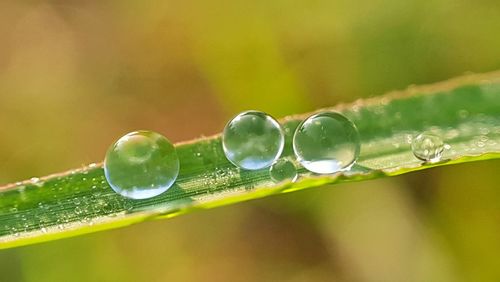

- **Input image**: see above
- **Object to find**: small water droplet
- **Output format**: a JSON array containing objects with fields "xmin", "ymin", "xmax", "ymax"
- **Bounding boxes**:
[
  {"xmin": 104, "ymin": 130, "xmax": 180, "ymax": 199},
  {"xmin": 269, "ymin": 159, "xmax": 298, "ymax": 183},
  {"xmin": 11, "ymin": 227, "xmax": 20, "ymax": 237},
  {"xmin": 123, "ymin": 201, "xmax": 134, "ymax": 211},
  {"xmin": 458, "ymin": 109, "xmax": 469, "ymax": 119},
  {"xmin": 102, "ymin": 203, "xmax": 113, "ymax": 213},
  {"xmin": 74, "ymin": 207, "xmax": 83, "ymax": 215},
  {"xmin": 81, "ymin": 216, "xmax": 92, "ymax": 225},
  {"xmin": 411, "ymin": 133, "xmax": 445, "ymax": 163},
  {"xmin": 56, "ymin": 219, "xmax": 66, "ymax": 230},
  {"xmin": 222, "ymin": 110, "xmax": 284, "ymax": 170},
  {"xmin": 293, "ymin": 112, "xmax": 360, "ymax": 174}
]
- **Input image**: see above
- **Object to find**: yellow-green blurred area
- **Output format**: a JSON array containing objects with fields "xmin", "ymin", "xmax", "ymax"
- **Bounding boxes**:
[{"xmin": 1, "ymin": 0, "xmax": 500, "ymax": 281}]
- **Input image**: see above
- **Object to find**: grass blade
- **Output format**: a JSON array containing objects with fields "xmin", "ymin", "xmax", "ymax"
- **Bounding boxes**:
[{"xmin": 1, "ymin": 71, "xmax": 500, "ymax": 249}]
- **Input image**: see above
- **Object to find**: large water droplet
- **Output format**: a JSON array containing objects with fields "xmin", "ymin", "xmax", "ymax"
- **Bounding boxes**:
[
  {"xmin": 269, "ymin": 159, "xmax": 298, "ymax": 183},
  {"xmin": 222, "ymin": 110, "xmax": 284, "ymax": 170},
  {"xmin": 411, "ymin": 133, "xmax": 445, "ymax": 163},
  {"xmin": 293, "ymin": 111, "xmax": 360, "ymax": 174},
  {"xmin": 104, "ymin": 130, "xmax": 179, "ymax": 199}
]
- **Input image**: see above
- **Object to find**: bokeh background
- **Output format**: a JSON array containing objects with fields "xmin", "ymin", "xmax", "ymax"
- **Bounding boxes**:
[{"xmin": 1, "ymin": 1, "xmax": 500, "ymax": 281}]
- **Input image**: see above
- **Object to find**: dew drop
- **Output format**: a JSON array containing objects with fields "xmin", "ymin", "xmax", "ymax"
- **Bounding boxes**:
[
  {"xmin": 104, "ymin": 130, "xmax": 180, "ymax": 199},
  {"xmin": 293, "ymin": 112, "xmax": 360, "ymax": 174},
  {"xmin": 73, "ymin": 197, "xmax": 81, "ymax": 205},
  {"xmin": 74, "ymin": 206, "xmax": 83, "ymax": 215},
  {"xmin": 102, "ymin": 202, "xmax": 113, "ymax": 214},
  {"xmin": 56, "ymin": 219, "xmax": 66, "ymax": 230},
  {"xmin": 222, "ymin": 110, "xmax": 284, "ymax": 170},
  {"xmin": 411, "ymin": 133, "xmax": 445, "ymax": 163},
  {"xmin": 123, "ymin": 201, "xmax": 134, "ymax": 211},
  {"xmin": 11, "ymin": 227, "xmax": 20, "ymax": 237},
  {"xmin": 458, "ymin": 109, "xmax": 469, "ymax": 119},
  {"xmin": 269, "ymin": 159, "xmax": 298, "ymax": 183}
]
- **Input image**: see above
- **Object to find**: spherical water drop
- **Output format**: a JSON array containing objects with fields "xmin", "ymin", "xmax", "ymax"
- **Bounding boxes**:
[
  {"xmin": 222, "ymin": 111, "xmax": 284, "ymax": 170},
  {"xmin": 293, "ymin": 111, "xmax": 360, "ymax": 174},
  {"xmin": 411, "ymin": 133, "xmax": 444, "ymax": 163},
  {"xmin": 104, "ymin": 130, "xmax": 180, "ymax": 199},
  {"xmin": 269, "ymin": 159, "xmax": 298, "ymax": 183}
]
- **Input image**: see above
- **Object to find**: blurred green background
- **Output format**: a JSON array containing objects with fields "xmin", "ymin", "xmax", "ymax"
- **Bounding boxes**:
[{"xmin": 1, "ymin": 1, "xmax": 500, "ymax": 281}]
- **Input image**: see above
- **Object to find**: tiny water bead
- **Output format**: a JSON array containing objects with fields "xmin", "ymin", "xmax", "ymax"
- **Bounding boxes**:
[
  {"xmin": 293, "ymin": 111, "xmax": 360, "ymax": 174},
  {"xmin": 269, "ymin": 159, "xmax": 298, "ymax": 183},
  {"xmin": 222, "ymin": 110, "xmax": 285, "ymax": 170},
  {"xmin": 104, "ymin": 130, "xmax": 179, "ymax": 199},
  {"xmin": 411, "ymin": 133, "xmax": 445, "ymax": 163}
]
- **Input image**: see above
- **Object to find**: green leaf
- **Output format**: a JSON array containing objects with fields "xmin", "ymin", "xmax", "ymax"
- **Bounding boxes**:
[{"xmin": 1, "ymin": 71, "xmax": 500, "ymax": 249}]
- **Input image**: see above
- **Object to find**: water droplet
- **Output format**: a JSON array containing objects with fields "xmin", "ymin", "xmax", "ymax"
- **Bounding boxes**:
[
  {"xmin": 81, "ymin": 216, "xmax": 92, "ymax": 225},
  {"xmin": 123, "ymin": 201, "xmax": 134, "ymax": 211},
  {"xmin": 222, "ymin": 110, "xmax": 284, "ymax": 170},
  {"xmin": 293, "ymin": 112, "xmax": 360, "ymax": 174},
  {"xmin": 11, "ymin": 226, "xmax": 20, "ymax": 237},
  {"xmin": 102, "ymin": 202, "xmax": 113, "ymax": 213},
  {"xmin": 458, "ymin": 109, "xmax": 469, "ymax": 119},
  {"xmin": 74, "ymin": 207, "xmax": 83, "ymax": 215},
  {"xmin": 269, "ymin": 159, "xmax": 298, "ymax": 183},
  {"xmin": 104, "ymin": 130, "xmax": 180, "ymax": 199},
  {"xmin": 56, "ymin": 219, "xmax": 66, "ymax": 230},
  {"xmin": 411, "ymin": 133, "xmax": 444, "ymax": 163}
]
